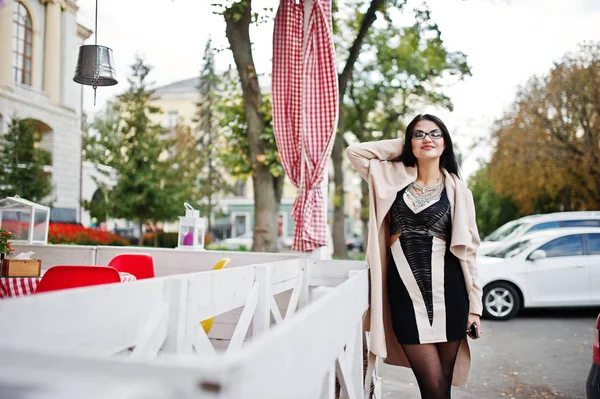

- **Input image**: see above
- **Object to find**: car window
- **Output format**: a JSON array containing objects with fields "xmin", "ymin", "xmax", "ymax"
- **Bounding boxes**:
[
  {"xmin": 536, "ymin": 235, "xmax": 583, "ymax": 257},
  {"xmin": 485, "ymin": 221, "xmax": 527, "ymax": 242},
  {"xmin": 562, "ymin": 220, "xmax": 600, "ymax": 228},
  {"xmin": 486, "ymin": 238, "xmax": 542, "ymax": 258},
  {"xmin": 587, "ymin": 234, "xmax": 600, "ymax": 255},
  {"xmin": 525, "ymin": 221, "xmax": 560, "ymax": 233}
]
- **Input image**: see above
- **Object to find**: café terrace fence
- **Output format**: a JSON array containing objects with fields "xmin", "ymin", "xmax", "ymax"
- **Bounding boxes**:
[{"xmin": 0, "ymin": 248, "xmax": 382, "ymax": 399}]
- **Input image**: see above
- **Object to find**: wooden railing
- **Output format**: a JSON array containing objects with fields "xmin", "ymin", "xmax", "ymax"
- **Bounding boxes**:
[
  {"xmin": 11, "ymin": 243, "xmax": 299, "ymax": 276},
  {"xmin": 0, "ymin": 258, "xmax": 380, "ymax": 399}
]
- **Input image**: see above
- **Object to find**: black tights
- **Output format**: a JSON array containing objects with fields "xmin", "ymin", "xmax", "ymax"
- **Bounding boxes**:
[{"xmin": 401, "ymin": 340, "xmax": 462, "ymax": 399}]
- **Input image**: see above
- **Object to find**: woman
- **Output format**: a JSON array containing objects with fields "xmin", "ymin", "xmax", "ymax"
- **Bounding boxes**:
[{"xmin": 346, "ymin": 114, "xmax": 482, "ymax": 398}]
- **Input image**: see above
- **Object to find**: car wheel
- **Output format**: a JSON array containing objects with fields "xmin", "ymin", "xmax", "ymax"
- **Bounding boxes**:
[{"xmin": 482, "ymin": 282, "xmax": 521, "ymax": 321}]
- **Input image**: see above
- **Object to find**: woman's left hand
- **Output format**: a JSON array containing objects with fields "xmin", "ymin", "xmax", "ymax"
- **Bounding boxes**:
[{"xmin": 467, "ymin": 313, "xmax": 482, "ymax": 338}]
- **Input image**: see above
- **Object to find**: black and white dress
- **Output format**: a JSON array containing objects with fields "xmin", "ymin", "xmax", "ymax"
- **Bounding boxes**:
[{"xmin": 386, "ymin": 186, "xmax": 469, "ymax": 344}]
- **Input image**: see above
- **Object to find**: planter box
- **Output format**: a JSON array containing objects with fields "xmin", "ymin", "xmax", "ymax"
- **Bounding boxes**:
[{"xmin": 1, "ymin": 259, "xmax": 42, "ymax": 277}]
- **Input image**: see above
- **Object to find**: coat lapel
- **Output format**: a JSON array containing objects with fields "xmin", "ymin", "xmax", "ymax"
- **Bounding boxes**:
[
  {"xmin": 370, "ymin": 160, "xmax": 417, "ymax": 231},
  {"xmin": 443, "ymin": 169, "xmax": 473, "ymax": 261}
]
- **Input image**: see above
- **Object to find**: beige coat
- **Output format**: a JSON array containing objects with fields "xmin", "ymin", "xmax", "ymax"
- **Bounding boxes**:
[{"xmin": 345, "ymin": 138, "xmax": 483, "ymax": 387}]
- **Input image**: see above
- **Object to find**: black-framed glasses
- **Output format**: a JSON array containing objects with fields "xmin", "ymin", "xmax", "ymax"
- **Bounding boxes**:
[{"xmin": 412, "ymin": 130, "xmax": 443, "ymax": 140}]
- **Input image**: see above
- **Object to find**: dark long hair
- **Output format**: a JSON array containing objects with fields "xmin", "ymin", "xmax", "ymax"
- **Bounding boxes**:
[{"xmin": 395, "ymin": 114, "xmax": 461, "ymax": 178}]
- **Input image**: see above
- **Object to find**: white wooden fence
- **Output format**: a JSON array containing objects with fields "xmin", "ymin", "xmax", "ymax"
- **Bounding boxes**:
[
  {"xmin": 11, "ymin": 243, "xmax": 299, "ymax": 276},
  {"xmin": 0, "ymin": 258, "xmax": 381, "ymax": 399}
]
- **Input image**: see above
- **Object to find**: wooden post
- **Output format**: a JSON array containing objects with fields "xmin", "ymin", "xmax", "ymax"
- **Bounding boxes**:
[
  {"xmin": 162, "ymin": 278, "xmax": 189, "ymax": 354},
  {"xmin": 253, "ymin": 264, "xmax": 272, "ymax": 337}
]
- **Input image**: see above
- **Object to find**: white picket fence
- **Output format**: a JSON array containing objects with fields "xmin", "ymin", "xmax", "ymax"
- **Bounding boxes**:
[{"xmin": 0, "ymin": 258, "xmax": 381, "ymax": 399}]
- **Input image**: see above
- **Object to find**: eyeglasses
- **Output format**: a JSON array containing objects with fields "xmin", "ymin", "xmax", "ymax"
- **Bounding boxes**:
[{"xmin": 412, "ymin": 130, "xmax": 443, "ymax": 140}]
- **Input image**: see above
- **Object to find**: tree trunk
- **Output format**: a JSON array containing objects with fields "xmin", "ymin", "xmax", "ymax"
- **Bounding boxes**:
[
  {"xmin": 207, "ymin": 138, "xmax": 214, "ymax": 235},
  {"xmin": 138, "ymin": 219, "xmax": 144, "ymax": 247},
  {"xmin": 332, "ymin": 119, "xmax": 347, "ymax": 258},
  {"xmin": 224, "ymin": 1, "xmax": 279, "ymax": 252},
  {"xmin": 331, "ymin": 0, "xmax": 384, "ymax": 258},
  {"xmin": 207, "ymin": 195, "xmax": 213, "ymax": 234}
]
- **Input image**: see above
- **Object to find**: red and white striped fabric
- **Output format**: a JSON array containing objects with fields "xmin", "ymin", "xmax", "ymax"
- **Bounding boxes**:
[
  {"xmin": 0, "ymin": 272, "xmax": 136, "ymax": 299},
  {"xmin": 272, "ymin": 0, "xmax": 338, "ymax": 252}
]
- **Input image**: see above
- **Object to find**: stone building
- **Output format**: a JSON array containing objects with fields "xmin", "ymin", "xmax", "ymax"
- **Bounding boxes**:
[{"xmin": 0, "ymin": 0, "xmax": 90, "ymax": 222}]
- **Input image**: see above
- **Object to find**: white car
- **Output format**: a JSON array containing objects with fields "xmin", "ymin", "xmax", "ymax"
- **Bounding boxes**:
[
  {"xmin": 479, "ymin": 211, "xmax": 600, "ymax": 255},
  {"xmin": 220, "ymin": 232, "xmax": 253, "ymax": 250},
  {"xmin": 220, "ymin": 232, "xmax": 293, "ymax": 250},
  {"xmin": 477, "ymin": 227, "xmax": 600, "ymax": 321}
]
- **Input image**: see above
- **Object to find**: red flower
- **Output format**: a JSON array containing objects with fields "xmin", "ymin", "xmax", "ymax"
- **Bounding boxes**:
[{"xmin": 48, "ymin": 223, "xmax": 130, "ymax": 246}]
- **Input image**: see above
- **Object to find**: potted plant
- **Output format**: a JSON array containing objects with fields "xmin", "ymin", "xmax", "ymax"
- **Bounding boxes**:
[{"xmin": 0, "ymin": 227, "xmax": 13, "ymax": 261}]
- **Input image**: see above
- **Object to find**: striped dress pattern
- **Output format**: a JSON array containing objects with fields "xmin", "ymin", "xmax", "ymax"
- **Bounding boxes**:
[{"xmin": 387, "ymin": 187, "xmax": 469, "ymax": 344}]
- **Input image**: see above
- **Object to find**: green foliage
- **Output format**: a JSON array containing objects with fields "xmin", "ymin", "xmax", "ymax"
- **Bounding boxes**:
[
  {"xmin": 84, "ymin": 57, "xmax": 194, "ymax": 236},
  {"xmin": 84, "ymin": 188, "xmax": 109, "ymax": 224},
  {"xmin": 212, "ymin": 1, "xmax": 273, "ymax": 24},
  {"xmin": 217, "ymin": 74, "xmax": 283, "ymax": 180},
  {"xmin": 343, "ymin": 3, "xmax": 472, "ymax": 236},
  {"xmin": 205, "ymin": 242, "xmax": 250, "ymax": 252},
  {"xmin": 194, "ymin": 38, "xmax": 234, "ymax": 221},
  {"xmin": 468, "ymin": 164, "xmax": 519, "ymax": 238},
  {"xmin": 141, "ymin": 231, "xmax": 179, "ymax": 248},
  {"xmin": 0, "ymin": 118, "xmax": 53, "ymax": 203},
  {"xmin": 345, "ymin": 3, "xmax": 471, "ymax": 143}
]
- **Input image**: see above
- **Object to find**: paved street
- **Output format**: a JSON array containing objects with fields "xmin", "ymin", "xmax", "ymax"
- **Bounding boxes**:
[{"xmin": 380, "ymin": 307, "xmax": 600, "ymax": 399}]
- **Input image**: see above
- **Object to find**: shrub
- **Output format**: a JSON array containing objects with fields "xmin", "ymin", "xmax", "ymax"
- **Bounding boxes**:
[
  {"xmin": 142, "ymin": 231, "xmax": 214, "ymax": 248},
  {"xmin": 141, "ymin": 231, "xmax": 179, "ymax": 248},
  {"xmin": 49, "ymin": 223, "xmax": 129, "ymax": 246}
]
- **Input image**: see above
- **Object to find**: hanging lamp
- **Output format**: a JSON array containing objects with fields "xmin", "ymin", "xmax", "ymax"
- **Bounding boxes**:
[{"xmin": 73, "ymin": 0, "xmax": 117, "ymax": 105}]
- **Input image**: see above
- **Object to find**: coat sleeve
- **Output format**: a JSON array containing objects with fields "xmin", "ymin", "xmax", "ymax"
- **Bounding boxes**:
[
  {"xmin": 345, "ymin": 138, "xmax": 404, "ymax": 181},
  {"xmin": 466, "ymin": 189, "xmax": 483, "ymax": 315}
]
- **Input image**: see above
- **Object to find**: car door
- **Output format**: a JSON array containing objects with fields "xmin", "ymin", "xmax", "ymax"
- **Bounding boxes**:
[
  {"xmin": 586, "ymin": 233, "xmax": 600, "ymax": 304},
  {"xmin": 525, "ymin": 234, "xmax": 590, "ymax": 306}
]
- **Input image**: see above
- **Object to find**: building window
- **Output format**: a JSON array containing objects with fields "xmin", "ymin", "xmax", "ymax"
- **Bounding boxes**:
[
  {"xmin": 234, "ymin": 179, "xmax": 247, "ymax": 197},
  {"xmin": 12, "ymin": 1, "xmax": 33, "ymax": 86},
  {"xmin": 231, "ymin": 212, "xmax": 250, "ymax": 238},
  {"xmin": 167, "ymin": 111, "xmax": 179, "ymax": 128},
  {"xmin": 13, "ymin": 1, "xmax": 33, "ymax": 86}
]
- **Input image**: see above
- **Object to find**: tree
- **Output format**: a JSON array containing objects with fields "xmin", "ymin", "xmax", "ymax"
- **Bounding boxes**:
[
  {"xmin": 0, "ymin": 118, "xmax": 53, "ymax": 203},
  {"xmin": 216, "ymin": 1, "xmax": 285, "ymax": 252},
  {"xmin": 87, "ymin": 188, "xmax": 109, "ymax": 224},
  {"xmin": 214, "ymin": 0, "xmax": 409, "ymax": 254},
  {"xmin": 468, "ymin": 163, "xmax": 519, "ymax": 237},
  {"xmin": 85, "ymin": 57, "xmax": 191, "ymax": 245},
  {"xmin": 489, "ymin": 42, "xmax": 600, "ymax": 214},
  {"xmin": 333, "ymin": 2, "xmax": 471, "ymax": 257},
  {"xmin": 217, "ymin": 75, "xmax": 283, "ymax": 201},
  {"xmin": 331, "ymin": 0, "xmax": 392, "ymax": 258},
  {"xmin": 194, "ymin": 38, "xmax": 233, "ymax": 232}
]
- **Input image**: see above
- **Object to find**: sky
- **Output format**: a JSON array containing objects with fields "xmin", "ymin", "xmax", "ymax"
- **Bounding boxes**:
[{"xmin": 76, "ymin": 0, "xmax": 600, "ymax": 179}]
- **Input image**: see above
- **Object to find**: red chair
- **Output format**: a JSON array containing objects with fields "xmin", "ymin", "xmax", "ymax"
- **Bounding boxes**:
[
  {"xmin": 35, "ymin": 266, "xmax": 121, "ymax": 293},
  {"xmin": 108, "ymin": 253, "xmax": 155, "ymax": 280}
]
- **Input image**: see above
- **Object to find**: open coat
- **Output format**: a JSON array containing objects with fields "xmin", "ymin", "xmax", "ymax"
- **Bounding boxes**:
[{"xmin": 345, "ymin": 138, "xmax": 483, "ymax": 388}]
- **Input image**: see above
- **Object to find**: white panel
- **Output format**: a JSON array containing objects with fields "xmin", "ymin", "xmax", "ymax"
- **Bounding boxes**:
[
  {"xmin": 187, "ymin": 266, "xmax": 256, "ymax": 320},
  {"xmin": 130, "ymin": 303, "xmax": 170, "ymax": 359},
  {"xmin": 0, "ymin": 278, "xmax": 166, "ymax": 355},
  {"xmin": 226, "ymin": 270, "xmax": 369, "ymax": 398},
  {"xmin": 226, "ymin": 282, "xmax": 259, "ymax": 354},
  {"xmin": 0, "ymin": 260, "xmax": 371, "ymax": 399}
]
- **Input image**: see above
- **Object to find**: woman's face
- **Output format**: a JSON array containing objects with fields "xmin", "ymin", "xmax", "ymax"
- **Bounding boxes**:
[{"xmin": 411, "ymin": 120, "xmax": 446, "ymax": 161}]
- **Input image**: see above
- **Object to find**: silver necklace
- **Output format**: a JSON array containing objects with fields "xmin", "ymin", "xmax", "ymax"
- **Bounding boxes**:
[
  {"xmin": 411, "ymin": 177, "xmax": 442, "ymax": 193},
  {"xmin": 406, "ymin": 177, "xmax": 444, "ymax": 209}
]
